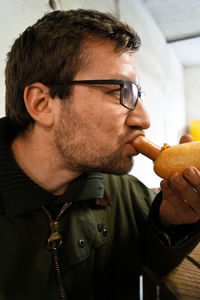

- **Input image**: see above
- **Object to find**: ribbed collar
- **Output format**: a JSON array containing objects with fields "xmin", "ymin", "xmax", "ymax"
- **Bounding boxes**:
[{"xmin": 0, "ymin": 117, "xmax": 104, "ymax": 217}]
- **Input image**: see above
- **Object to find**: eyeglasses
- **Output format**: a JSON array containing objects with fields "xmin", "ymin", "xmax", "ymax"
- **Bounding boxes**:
[{"xmin": 45, "ymin": 79, "xmax": 145, "ymax": 110}]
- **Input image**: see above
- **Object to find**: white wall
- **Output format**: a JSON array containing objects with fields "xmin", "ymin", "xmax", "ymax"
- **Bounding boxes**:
[
  {"xmin": 0, "ymin": 0, "xmax": 186, "ymax": 188},
  {"xmin": 184, "ymin": 66, "xmax": 200, "ymax": 125},
  {"xmin": 60, "ymin": 0, "xmax": 116, "ymax": 13},
  {"xmin": 0, "ymin": 0, "xmax": 57, "ymax": 116}
]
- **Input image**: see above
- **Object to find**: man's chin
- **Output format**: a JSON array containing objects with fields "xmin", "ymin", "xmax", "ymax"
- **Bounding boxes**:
[
  {"xmin": 73, "ymin": 154, "xmax": 135, "ymax": 175},
  {"xmin": 125, "ymin": 154, "xmax": 134, "ymax": 169},
  {"xmin": 105, "ymin": 156, "xmax": 134, "ymax": 175}
]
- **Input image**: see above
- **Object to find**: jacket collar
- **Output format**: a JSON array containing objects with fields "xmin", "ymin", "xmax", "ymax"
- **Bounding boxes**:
[{"xmin": 0, "ymin": 117, "xmax": 104, "ymax": 217}]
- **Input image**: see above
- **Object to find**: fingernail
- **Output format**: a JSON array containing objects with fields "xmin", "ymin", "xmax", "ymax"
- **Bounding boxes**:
[{"xmin": 184, "ymin": 167, "xmax": 198, "ymax": 177}]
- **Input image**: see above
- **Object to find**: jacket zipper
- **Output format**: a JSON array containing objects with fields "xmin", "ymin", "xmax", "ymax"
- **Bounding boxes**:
[{"xmin": 42, "ymin": 202, "xmax": 72, "ymax": 300}]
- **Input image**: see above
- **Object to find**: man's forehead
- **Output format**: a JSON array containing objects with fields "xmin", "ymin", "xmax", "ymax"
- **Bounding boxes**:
[
  {"xmin": 84, "ymin": 38, "xmax": 136, "ymax": 61},
  {"xmin": 77, "ymin": 39, "xmax": 138, "ymax": 81}
]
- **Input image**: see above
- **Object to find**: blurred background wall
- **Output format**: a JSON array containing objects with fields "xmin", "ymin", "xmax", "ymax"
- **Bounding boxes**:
[{"xmin": 0, "ymin": 0, "xmax": 199, "ymax": 188}]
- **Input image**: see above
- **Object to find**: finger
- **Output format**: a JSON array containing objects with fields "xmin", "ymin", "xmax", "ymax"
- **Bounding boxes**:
[
  {"xmin": 160, "ymin": 180, "xmax": 184, "ymax": 226},
  {"xmin": 160, "ymin": 180, "xmax": 199, "ymax": 224},
  {"xmin": 179, "ymin": 134, "xmax": 193, "ymax": 144},
  {"xmin": 183, "ymin": 166, "xmax": 200, "ymax": 193},
  {"xmin": 161, "ymin": 180, "xmax": 189, "ymax": 212},
  {"xmin": 169, "ymin": 172, "xmax": 200, "ymax": 217}
]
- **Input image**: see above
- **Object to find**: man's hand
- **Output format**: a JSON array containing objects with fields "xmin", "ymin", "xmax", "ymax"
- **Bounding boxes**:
[{"xmin": 159, "ymin": 134, "xmax": 200, "ymax": 227}]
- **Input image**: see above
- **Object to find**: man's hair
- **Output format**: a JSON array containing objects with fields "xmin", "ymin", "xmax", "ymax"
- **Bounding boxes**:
[{"xmin": 5, "ymin": 9, "xmax": 141, "ymax": 131}]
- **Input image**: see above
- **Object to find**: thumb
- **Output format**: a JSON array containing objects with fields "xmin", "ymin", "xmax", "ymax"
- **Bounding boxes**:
[{"xmin": 179, "ymin": 134, "xmax": 193, "ymax": 144}]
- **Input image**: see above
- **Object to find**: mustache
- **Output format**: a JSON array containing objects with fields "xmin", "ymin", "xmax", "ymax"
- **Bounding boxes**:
[{"xmin": 124, "ymin": 127, "xmax": 145, "ymax": 143}]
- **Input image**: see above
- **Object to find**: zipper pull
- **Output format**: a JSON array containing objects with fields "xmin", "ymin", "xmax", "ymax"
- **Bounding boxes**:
[{"xmin": 48, "ymin": 221, "xmax": 62, "ymax": 247}]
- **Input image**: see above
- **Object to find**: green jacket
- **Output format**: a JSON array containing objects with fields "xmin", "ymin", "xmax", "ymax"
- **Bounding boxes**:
[{"xmin": 0, "ymin": 117, "xmax": 200, "ymax": 300}]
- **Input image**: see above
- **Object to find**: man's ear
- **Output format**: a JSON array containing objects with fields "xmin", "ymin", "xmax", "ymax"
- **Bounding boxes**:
[{"xmin": 24, "ymin": 82, "xmax": 54, "ymax": 127}]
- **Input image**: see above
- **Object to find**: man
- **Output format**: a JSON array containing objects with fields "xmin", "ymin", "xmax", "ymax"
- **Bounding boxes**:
[{"xmin": 1, "ymin": 9, "xmax": 200, "ymax": 300}]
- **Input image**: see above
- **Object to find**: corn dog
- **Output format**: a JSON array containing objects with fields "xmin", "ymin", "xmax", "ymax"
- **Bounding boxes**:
[
  {"xmin": 132, "ymin": 136, "xmax": 200, "ymax": 179},
  {"xmin": 132, "ymin": 135, "xmax": 162, "ymax": 161}
]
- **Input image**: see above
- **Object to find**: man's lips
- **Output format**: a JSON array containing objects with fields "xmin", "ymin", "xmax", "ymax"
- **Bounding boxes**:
[
  {"xmin": 125, "ymin": 132, "xmax": 146, "ymax": 156},
  {"xmin": 126, "ymin": 142, "xmax": 139, "ymax": 156},
  {"xmin": 126, "ymin": 132, "xmax": 146, "ymax": 146}
]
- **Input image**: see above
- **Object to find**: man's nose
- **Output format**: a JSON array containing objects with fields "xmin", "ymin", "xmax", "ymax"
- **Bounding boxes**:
[{"xmin": 125, "ymin": 99, "xmax": 150, "ymax": 130}]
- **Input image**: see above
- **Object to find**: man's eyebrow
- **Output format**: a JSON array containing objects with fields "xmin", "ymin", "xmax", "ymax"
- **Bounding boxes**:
[
  {"xmin": 110, "ymin": 74, "xmax": 142, "ymax": 88},
  {"xmin": 109, "ymin": 74, "xmax": 134, "ymax": 81},
  {"xmin": 108, "ymin": 73, "xmax": 141, "ymax": 85}
]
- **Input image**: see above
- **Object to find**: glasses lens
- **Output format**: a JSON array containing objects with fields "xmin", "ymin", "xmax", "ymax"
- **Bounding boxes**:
[{"xmin": 121, "ymin": 82, "xmax": 138, "ymax": 109}]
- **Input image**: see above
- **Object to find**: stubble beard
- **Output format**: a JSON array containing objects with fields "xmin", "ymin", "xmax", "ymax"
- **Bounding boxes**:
[{"xmin": 55, "ymin": 105, "xmax": 134, "ymax": 175}]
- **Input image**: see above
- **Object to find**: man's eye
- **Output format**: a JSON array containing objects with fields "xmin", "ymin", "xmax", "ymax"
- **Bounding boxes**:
[
  {"xmin": 109, "ymin": 89, "xmax": 120, "ymax": 98},
  {"xmin": 123, "ymin": 87, "xmax": 129, "ymax": 99}
]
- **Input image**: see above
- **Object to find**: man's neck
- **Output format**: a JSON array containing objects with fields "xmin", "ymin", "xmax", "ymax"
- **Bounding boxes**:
[{"xmin": 11, "ymin": 126, "xmax": 81, "ymax": 196}]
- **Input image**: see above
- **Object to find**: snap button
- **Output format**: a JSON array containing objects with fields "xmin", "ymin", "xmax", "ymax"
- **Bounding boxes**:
[
  {"xmin": 102, "ymin": 228, "xmax": 108, "ymax": 236},
  {"xmin": 78, "ymin": 239, "xmax": 85, "ymax": 248},
  {"xmin": 97, "ymin": 222, "xmax": 104, "ymax": 232}
]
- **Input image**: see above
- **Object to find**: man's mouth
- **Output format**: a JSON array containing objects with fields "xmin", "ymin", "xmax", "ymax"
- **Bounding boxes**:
[
  {"xmin": 126, "ymin": 142, "xmax": 139, "ymax": 156},
  {"xmin": 126, "ymin": 132, "xmax": 145, "ymax": 147}
]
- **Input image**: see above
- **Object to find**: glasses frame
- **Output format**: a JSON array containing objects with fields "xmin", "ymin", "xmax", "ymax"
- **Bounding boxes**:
[{"xmin": 44, "ymin": 79, "xmax": 144, "ymax": 110}]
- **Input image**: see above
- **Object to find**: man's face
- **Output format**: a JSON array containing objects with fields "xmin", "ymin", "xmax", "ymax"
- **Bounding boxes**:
[{"xmin": 55, "ymin": 40, "xmax": 150, "ymax": 175}]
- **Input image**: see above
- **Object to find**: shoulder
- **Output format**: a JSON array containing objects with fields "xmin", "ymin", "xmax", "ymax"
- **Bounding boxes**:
[{"xmin": 103, "ymin": 173, "xmax": 156, "ymax": 207}]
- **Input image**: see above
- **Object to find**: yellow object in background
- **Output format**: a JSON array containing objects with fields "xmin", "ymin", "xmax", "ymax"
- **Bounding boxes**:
[{"xmin": 190, "ymin": 120, "xmax": 200, "ymax": 141}]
